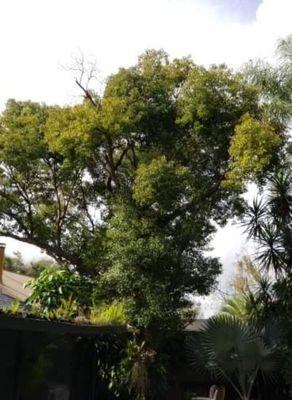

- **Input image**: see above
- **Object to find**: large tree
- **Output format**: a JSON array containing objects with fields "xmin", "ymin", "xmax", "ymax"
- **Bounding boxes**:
[
  {"xmin": 0, "ymin": 50, "xmax": 285, "ymax": 330},
  {"xmin": 1, "ymin": 49, "xmax": 289, "ymax": 399}
]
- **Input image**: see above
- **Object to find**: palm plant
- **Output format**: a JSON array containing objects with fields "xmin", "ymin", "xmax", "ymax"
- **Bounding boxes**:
[
  {"xmin": 187, "ymin": 315, "xmax": 280, "ymax": 400},
  {"xmin": 220, "ymin": 297, "xmax": 250, "ymax": 321},
  {"xmin": 243, "ymin": 170, "xmax": 292, "ymax": 277},
  {"xmin": 221, "ymin": 278, "xmax": 273, "ymax": 324},
  {"xmin": 244, "ymin": 34, "xmax": 292, "ymax": 130}
]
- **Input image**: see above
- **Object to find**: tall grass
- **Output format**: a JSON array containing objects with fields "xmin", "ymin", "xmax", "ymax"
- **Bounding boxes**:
[{"xmin": 90, "ymin": 302, "xmax": 127, "ymax": 325}]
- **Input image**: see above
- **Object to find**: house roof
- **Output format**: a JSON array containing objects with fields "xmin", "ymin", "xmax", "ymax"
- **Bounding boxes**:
[
  {"xmin": 185, "ymin": 319, "xmax": 206, "ymax": 332},
  {"xmin": 0, "ymin": 292, "xmax": 15, "ymax": 308},
  {"xmin": 0, "ymin": 270, "xmax": 31, "ymax": 302}
]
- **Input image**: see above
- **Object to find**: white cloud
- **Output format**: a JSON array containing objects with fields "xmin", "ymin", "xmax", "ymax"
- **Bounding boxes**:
[{"xmin": 0, "ymin": 0, "xmax": 291, "ymax": 110}]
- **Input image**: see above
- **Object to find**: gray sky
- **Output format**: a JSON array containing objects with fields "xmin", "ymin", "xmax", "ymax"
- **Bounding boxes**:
[
  {"xmin": 0, "ymin": 0, "xmax": 291, "ymax": 312},
  {"xmin": 0, "ymin": 0, "xmax": 291, "ymax": 112},
  {"xmin": 205, "ymin": 0, "xmax": 262, "ymax": 23}
]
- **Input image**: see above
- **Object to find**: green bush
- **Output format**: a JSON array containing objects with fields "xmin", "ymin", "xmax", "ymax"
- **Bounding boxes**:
[
  {"xmin": 26, "ymin": 268, "xmax": 93, "ymax": 311},
  {"xmin": 5, "ymin": 251, "xmax": 57, "ymax": 278}
]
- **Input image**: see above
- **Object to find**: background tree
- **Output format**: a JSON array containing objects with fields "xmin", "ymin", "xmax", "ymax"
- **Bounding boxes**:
[
  {"xmin": 219, "ymin": 256, "xmax": 269, "ymax": 322},
  {"xmin": 5, "ymin": 251, "xmax": 56, "ymax": 277},
  {"xmin": 224, "ymin": 35, "xmax": 292, "ymax": 191},
  {"xmin": 243, "ymin": 35, "xmax": 292, "ymax": 135}
]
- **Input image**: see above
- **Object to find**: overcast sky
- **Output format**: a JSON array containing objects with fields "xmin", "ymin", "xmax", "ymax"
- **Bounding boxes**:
[
  {"xmin": 0, "ymin": 0, "xmax": 291, "ymax": 111},
  {"xmin": 0, "ymin": 0, "xmax": 291, "ymax": 313}
]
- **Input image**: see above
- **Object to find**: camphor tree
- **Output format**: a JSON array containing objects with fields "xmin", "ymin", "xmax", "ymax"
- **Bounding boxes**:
[{"xmin": 0, "ymin": 48, "xmax": 288, "ymax": 398}]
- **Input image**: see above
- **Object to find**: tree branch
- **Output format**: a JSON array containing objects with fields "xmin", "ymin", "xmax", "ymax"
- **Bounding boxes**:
[{"xmin": 75, "ymin": 79, "xmax": 98, "ymax": 108}]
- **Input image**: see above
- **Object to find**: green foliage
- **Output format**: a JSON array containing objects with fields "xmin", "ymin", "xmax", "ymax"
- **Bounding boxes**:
[
  {"xmin": 112, "ymin": 338, "xmax": 169, "ymax": 400},
  {"xmin": 0, "ymin": 99, "xmax": 103, "ymax": 272},
  {"xmin": 98, "ymin": 200, "xmax": 221, "ymax": 330},
  {"xmin": 26, "ymin": 268, "xmax": 92, "ymax": 311},
  {"xmin": 240, "ymin": 166, "xmax": 292, "ymax": 391},
  {"xmin": 0, "ymin": 50, "xmax": 281, "ymax": 275},
  {"xmin": 122, "ymin": 340, "xmax": 155, "ymax": 400},
  {"xmin": 44, "ymin": 103, "xmax": 99, "ymax": 162},
  {"xmin": 90, "ymin": 302, "xmax": 127, "ymax": 326},
  {"xmin": 244, "ymin": 35, "xmax": 292, "ymax": 132},
  {"xmin": 244, "ymin": 169, "xmax": 292, "ymax": 276},
  {"xmin": 29, "ymin": 259, "xmax": 56, "ymax": 278},
  {"xmin": 220, "ymin": 291, "xmax": 266, "ymax": 323},
  {"xmin": 133, "ymin": 156, "xmax": 190, "ymax": 211},
  {"xmin": 220, "ymin": 296, "xmax": 250, "ymax": 321},
  {"xmin": 187, "ymin": 315, "xmax": 281, "ymax": 400},
  {"xmin": 42, "ymin": 296, "xmax": 79, "ymax": 321},
  {"xmin": 229, "ymin": 34, "xmax": 292, "ymax": 190},
  {"xmin": 0, "ymin": 45, "xmax": 289, "ymax": 399},
  {"xmin": 224, "ymin": 113, "xmax": 282, "ymax": 189},
  {"xmin": 1, "ymin": 300, "xmax": 22, "ymax": 315},
  {"xmin": 94, "ymin": 333, "xmax": 134, "ymax": 400}
]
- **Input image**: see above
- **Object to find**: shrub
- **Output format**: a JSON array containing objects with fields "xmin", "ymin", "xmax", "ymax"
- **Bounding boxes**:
[{"xmin": 26, "ymin": 268, "xmax": 93, "ymax": 311}]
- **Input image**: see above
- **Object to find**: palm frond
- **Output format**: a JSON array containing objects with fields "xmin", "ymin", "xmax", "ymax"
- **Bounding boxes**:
[
  {"xmin": 242, "ymin": 198, "xmax": 266, "ymax": 239},
  {"xmin": 186, "ymin": 315, "xmax": 280, "ymax": 399},
  {"xmin": 256, "ymin": 224, "xmax": 286, "ymax": 276},
  {"xmin": 268, "ymin": 171, "xmax": 292, "ymax": 225}
]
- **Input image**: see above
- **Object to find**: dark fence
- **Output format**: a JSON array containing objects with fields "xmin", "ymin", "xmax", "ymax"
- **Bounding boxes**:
[
  {"xmin": 1, "ymin": 315, "xmax": 289, "ymax": 400},
  {"xmin": 0, "ymin": 315, "xmax": 122, "ymax": 400}
]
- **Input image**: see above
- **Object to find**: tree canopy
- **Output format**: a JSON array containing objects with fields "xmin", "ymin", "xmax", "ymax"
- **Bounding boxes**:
[{"xmin": 0, "ymin": 49, "xmax": 288, "ymax": 330}]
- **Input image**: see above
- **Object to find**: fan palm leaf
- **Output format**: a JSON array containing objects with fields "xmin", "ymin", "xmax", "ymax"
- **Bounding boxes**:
[{"xmin": 186, "ymin": 315, "xmax": 280, "ymax": 400}]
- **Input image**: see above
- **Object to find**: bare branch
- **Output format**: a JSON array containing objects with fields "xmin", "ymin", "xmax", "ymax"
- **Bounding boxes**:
[
  {"xmin": 75, "ymin": 79, "xmax": 98, "ymax": 108},
  {"xmin": 63, "ymin": 49, "xmax": 102, "ymax": 107}
]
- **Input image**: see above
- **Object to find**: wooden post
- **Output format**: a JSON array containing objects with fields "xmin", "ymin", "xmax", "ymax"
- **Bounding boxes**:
[{"xmin": 0, "ymin": 243, "xmax": 6, "ymax": 285}]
